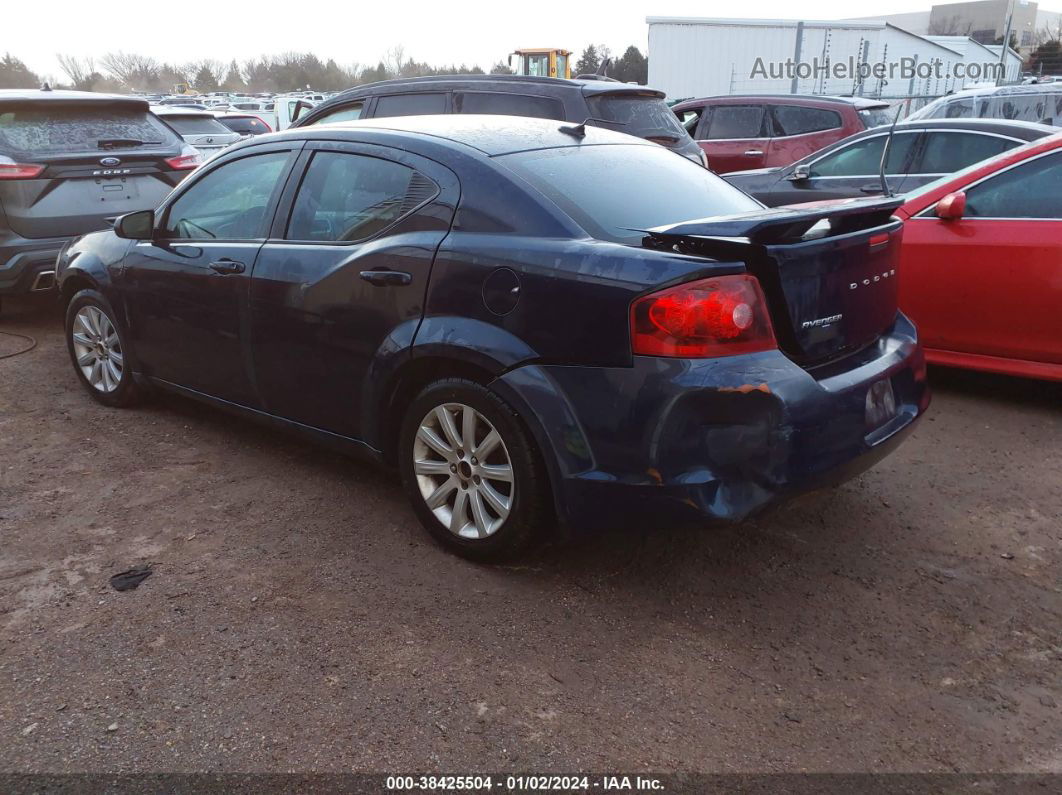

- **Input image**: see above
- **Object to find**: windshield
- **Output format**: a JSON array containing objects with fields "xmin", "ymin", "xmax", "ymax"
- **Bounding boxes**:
[
  {"xmin": 0, "ymin": 105, "xmax": 178, "ymax": 155},
  {"xmin": 859, "ymin": 107, "xmax": 894, "ymax": 128},
  {"xmin": 585, "ymin": 94, "xmax": 694, "ymax": 147},
  {"xmin": 499, "ymin": 143, "xmax": 762, "ymax": 243}
]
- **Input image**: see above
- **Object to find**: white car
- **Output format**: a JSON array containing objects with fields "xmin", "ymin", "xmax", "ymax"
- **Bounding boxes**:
[
  {"xmin": 150, "ymin": 106, "xmax": 241, "ymax": 158},
  {"xmin": 908, "ymin": 84, "xmax": 1062, "ymax": 127}
]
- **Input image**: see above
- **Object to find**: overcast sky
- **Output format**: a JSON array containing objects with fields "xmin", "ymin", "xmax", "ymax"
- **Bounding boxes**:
[{"xmin": 12, "ymin": 1, "xmax": 933, "ymax": 81}]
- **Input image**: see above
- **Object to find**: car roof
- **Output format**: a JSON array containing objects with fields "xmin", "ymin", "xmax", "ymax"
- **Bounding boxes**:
[
  {"xmin": 150, "ymin": 106, "xmax": 216, "ymax": 117},
  {"xmin": 674, "ymin": 94, "xmax": 890, "ymax": 110},
  {"xmin": 936, "ymin": 84, "xmax": 1062, "ymax": 98},
  {"xmin": 310, "ymin": 74, "xmax": 665, "ymax": 107},
  {"xmin": 877, "ymin": 117, "xmax": 1058, "ymax": 138},
  {"xmin": 276, "ymin": 113, "xmax": 654, "ymax": 156},
  {"xmin": 0, "ymin": 88, "xmax": 148, "ymax": 108}
]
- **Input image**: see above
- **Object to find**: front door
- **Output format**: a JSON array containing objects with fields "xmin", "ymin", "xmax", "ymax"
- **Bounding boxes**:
[
  {"xmin": 121, "ymin": 145, "xmax": 299, "ymax": 406},
  {"xmin": 901, "ymin": 150, "xmax": 1062, "ymax": 364},
  {"xmin": 696, "ymin": 104, "xmax": 771, "ymax": 174},
  {"xmin": 249, "ymin": 141, "xmax": 458, "ymax": 439}
]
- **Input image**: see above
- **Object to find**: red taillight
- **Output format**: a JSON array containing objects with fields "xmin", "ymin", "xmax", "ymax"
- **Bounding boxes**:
[
  {"xmin": 0, "ymin": 162, "xmax": 44, "ymax": 180},
  {"xmin": 165, "ymin": 153, "xmax": 202, "ymax": 171},
  {"xmin": 631, "ymin": 274, "xmax": 776, "ymax": 358}
]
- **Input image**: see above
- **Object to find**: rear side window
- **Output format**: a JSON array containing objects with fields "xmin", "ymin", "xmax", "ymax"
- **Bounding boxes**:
[
  {"xmin": 453, "ymin": 91, "xmax": 564, "ymax": 120},
  {"xmin": 772, "ymin": 106, "xmax": 842, "ymax": 136},
  {"xmin": 916, "ymin": 132, "xmax": 1018, "ymax": 174},
  {"xmin": 312, "ymin": 102, "xmax": 364, "ymax": 125},
  {"xmin": 584, "ymin": 94, "xmax": 691, "ymax": 143},
  {"xmin": 810, "ymin": 132, "xmax": 919, "ymax": 177},
  {"xmin": 0, "ymin": 105, "xmax": 179, "ymax": 155},
  {"xmin": 374, "ymin": 93, "xmax": 447, "ymax": 117},
  {"xmin": 286, "ymin": 151, "xmax": 430, "ymax": 242},
  {"xmin": 163, "ymin": 116, "xmax": 233, "ymax": 136},
  {"xmin": 499, "ymin": 143, "xmax": 761, "ymax": 243},
  {"xmin": 705, "ymin": 105, "xmax": 766, "ymax": 140}
]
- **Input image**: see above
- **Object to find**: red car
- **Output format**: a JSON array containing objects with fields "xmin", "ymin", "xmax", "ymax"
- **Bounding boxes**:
[
  {"xmin": 896, "ymin": 133, "xmax": 1062, "ymax": 381},
  {"xmin": 673, "ymin": 94, "xmax": 892, "ymax": 174}
]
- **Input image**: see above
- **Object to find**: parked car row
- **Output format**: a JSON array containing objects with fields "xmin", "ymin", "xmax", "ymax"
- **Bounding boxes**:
[{"xmin": 2, "ymin": 74, "xmax": 1058, "ymax": 560}]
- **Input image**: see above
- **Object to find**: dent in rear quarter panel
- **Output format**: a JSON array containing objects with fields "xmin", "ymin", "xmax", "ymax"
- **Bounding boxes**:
[
  {"xmin": 421, "ymin": 232, "xmax": 749, "ymax": 368},
  {"xmin": 56, "ymin": 231, "xmax": 132, "ymax": 317}
]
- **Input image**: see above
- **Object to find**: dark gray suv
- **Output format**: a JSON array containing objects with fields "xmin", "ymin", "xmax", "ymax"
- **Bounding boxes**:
[
  {"xmin": 292, "ymin": 75, "xmax": 705, "ymax": 165},
  {"xmin": 0, "ymin": 90, "xmax": 199, "ymax": 304}
]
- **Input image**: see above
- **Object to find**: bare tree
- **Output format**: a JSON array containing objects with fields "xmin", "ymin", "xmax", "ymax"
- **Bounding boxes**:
[
  {"xmin": 56, "ymin": 55, "xmax": 96, "ymax": 90},
  {"xmin": 100, "ymin": 52, "xmax": 160, "ymax": 90}
]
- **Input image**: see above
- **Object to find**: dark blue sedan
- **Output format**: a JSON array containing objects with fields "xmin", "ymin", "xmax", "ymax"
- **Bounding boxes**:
[{"xmin": 55, "ymin": 116, "xmax": 929, "ymax": 560}]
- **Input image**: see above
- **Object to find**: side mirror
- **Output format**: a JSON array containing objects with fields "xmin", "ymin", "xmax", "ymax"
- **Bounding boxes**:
[
  {"xmin": 787, "ymin": 164, "xmax": 810, "ymax": 182},
  {"xmin": 935, "ymin": 191, "xmax": 966, "ymax": 221},
  {"xmin": 114, "ymin": 209, "xmax": 155, "ymax": 240}
]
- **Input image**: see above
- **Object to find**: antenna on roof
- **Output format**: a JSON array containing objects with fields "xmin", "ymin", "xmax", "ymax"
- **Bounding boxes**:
[
  {"xmin": 41, "ymin": 82, "xmax": 52, "ymax": 92},
  {"xmin": 877, "ymin": 105, "xmax": 904, "ymax": 198},
  {"xmin": 558, "ymin": 116, "xmax": 626, "ymax": 138}
]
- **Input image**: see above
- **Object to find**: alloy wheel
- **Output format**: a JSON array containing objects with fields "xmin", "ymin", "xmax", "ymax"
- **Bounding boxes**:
[
  {"xmin": 71, "ymin": 306, "xmax": 124, "ymax": 393},
  {"xmin": 412, "ymin": 402, "xmax": 514, "ymax": 539}
]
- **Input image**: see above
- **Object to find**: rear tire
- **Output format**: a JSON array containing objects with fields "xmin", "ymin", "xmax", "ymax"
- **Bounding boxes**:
[
  {"xmin": 65, "ymin": 289, "xmax": 142, "ymax": 408},
  {"xmin": 399, "ymin": 378, "xmax": 552, "ymax": 562}
]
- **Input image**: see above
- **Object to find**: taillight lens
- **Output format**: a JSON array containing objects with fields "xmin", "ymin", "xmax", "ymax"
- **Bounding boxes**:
[
  {"xmin": 631, "ymin": 274, "xmax": 776, "ymax": 357},
  {"xmin": 165, "ymin": 151, "xmax": 203, "ymax": 171},
  {"xmin": 0, "ymin": 160, "xmax": 44, "ymax": 180}
]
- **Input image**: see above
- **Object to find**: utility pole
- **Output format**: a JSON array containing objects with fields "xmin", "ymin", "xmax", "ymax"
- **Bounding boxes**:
[{"xmin": 997, "ymin": 0, "xmax": 1015, "ymax": 85}]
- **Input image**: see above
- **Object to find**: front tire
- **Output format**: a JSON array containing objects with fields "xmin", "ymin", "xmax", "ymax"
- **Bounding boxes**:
[
  {"xmin": 65, "ymin": 289, "xmax": 142, "ymax": 407},
  {"xmin": 399, "ymin": 378, "xmax": 551, "ymax": 562}
]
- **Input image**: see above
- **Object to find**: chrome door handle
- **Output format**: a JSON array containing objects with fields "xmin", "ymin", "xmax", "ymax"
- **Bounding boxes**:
[
  {"xmin": 209, "ymin": 259, "xmax": 245, "ymax": 274},
  {"xmin": 744, "ymin": 150, "xmax": 764, "ymax": 156},
  {"xmin": 360, "ymin": 270, "xmax": 412, "ymax": 286}
]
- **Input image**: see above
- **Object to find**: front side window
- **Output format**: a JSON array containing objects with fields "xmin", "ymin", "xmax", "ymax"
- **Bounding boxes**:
[
  {"xmin": 809, "ymin": 133, "xmax": 918, "ymax": 177},
  {"xmin": 286, "ymin": 151, "xmax": 422, "ymax": 242},
  {"xmin": 772, "ymin": 106, "xmax": 842, "ymax": 136},
  {"xmin": 163, "ymin": 151, "xmax": 289, "ymax": 240},
  {"xmin": 499, "ymin": 143, "xmax": 761, "ymax": 243},
  {"xmin": 453, "ymin": 92, "xmax": 564, "ymax": 120},
  {"xmin": 917, "ymin": 132, "xmax": 1019, "ymax": 174},
  {"xmin": 704, "ymin": 105, "xmax": 766, "ymax": 140},
  {"xmin": 312, "ymin": 102, "xmax": 364, "ymax": 125},
  {"xmin": 964, "ymin": 152, "xmax": 1062, "ymax": 219},
  {"xmin": 374, "ymin": 93, "xmax": 447, "ymax": 117}
]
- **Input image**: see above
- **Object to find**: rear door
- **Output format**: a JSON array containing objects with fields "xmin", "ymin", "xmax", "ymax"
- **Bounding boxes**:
[
  {"xmin": 902, "ymin": 129, "xmax": 1026, "ymax": 192},
  {"xmin": 249, "ymin": 141, "xmax": 459, "ymax": 438},
  {"xmin": 900, "ymin": 150, "xmax": 1062, "ymax": 364},
  {"xmin": 695, "ymin": 104, "xmax": 772, "ymax": 173},
  {"xmin": 122, "ymin": 143, "xmax": 300, "ymax": 406},
  {"xmin": 0, "ymin": 100, "xmax": 186, "ymax": 240},
  {"xmin": 768, "ymin": 104, "xmax": 846, "ymax": 166}
]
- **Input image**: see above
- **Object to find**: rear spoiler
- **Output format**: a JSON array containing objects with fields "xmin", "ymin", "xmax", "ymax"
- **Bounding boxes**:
[{"xmin": 641, "ymin": 196, "xmax": 903, "ymax": 249}]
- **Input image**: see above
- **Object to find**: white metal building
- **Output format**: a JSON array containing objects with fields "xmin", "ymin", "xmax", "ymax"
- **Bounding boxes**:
[{"xmin": 646, "ymin": 16, "xmax": 1017, "ymax": 103}]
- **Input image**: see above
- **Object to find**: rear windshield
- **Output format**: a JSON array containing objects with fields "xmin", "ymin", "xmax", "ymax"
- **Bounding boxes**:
[
  {"xmin": 585, "ymin": 94, "xmax": 694, "ymax": 146},
  {"xmin": 163, "ymin": 116, "xmax": 233, "ymax": 135},
  {"xmin": 219, "ymin": 116, "xmax": 270, "ymax": 134},
  {"xmin": 499, "ymin": 143, "xmax": 762, "ymax": 243},
  {"xmin": 0, "ymin": 105, "xmax": 179, "ymax": 155}
]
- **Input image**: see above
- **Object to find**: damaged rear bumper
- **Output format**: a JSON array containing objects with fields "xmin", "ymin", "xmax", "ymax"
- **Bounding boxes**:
[{"xmin": 499, "ymin": 313, "xmax": 929, "ymax": 529}]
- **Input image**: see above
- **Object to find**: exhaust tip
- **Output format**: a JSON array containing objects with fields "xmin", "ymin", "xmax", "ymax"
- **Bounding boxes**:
[{"xmin": 30, "ymin": 270, "xmax": 56, "ymax": 291}]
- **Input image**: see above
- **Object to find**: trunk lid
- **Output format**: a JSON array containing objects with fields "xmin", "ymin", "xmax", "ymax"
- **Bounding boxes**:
[{"xmin": 644, "ymin": 197, "xmax": 904, "ymax": 365}]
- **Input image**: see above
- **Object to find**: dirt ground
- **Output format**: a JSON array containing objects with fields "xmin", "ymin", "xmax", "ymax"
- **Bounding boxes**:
[{"xmin": 1, "ymin": 294, "xmax": 1059, "ymax": 775}]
